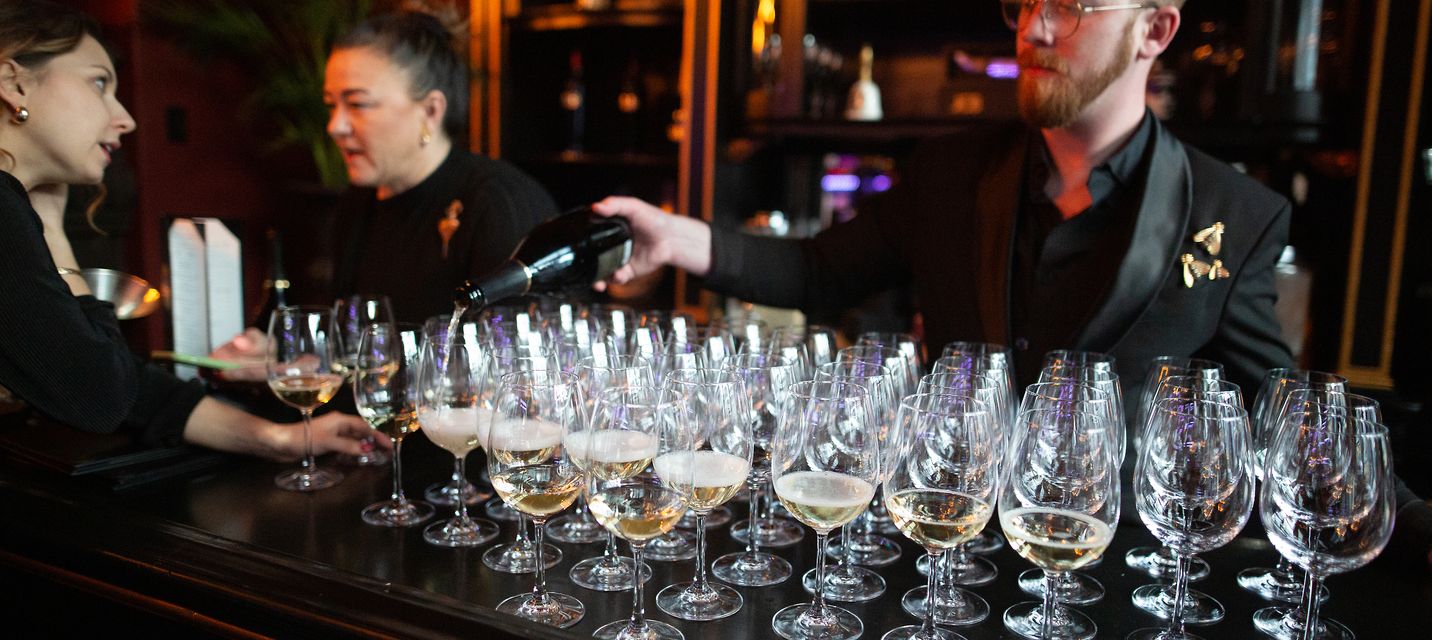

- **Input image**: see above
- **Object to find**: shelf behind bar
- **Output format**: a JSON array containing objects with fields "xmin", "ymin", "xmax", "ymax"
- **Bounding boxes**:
[{"xmin": 510, "ymin": 5, "xmax": 681, "ymax": 32}]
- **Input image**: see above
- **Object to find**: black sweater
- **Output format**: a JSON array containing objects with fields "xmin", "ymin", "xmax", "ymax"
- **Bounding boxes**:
[{"xmin": 0, "ymin": 171, "xmax": 203, "ymax": 446}]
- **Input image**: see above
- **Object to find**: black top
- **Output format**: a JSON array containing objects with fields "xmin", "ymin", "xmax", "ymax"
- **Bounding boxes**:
[
  {"xmin": 332, "ymin": 148, "xmax": 558, "ymax": 323},
  {"xmin": 1010, "ymin": 113, "xmax": 1154, "ymax": 384},
  {"xmin": 0, "ymin": 171, "xmax": 204, "ymax": 447}
]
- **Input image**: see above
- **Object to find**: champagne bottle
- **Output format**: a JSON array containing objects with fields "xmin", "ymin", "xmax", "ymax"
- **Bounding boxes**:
[
  {"xmin": 845, "ymin": 44, "xmax": 883, "ymax": 121},
  {"xmin": 249, "ymin": 227, "xmax": 290, "ymax": 326},
  {"xmin": 453, "ymin": 207, "xmax": 633, "ymax": 310},
  {"xmin": 561, "ymin": 49, "xmax": 586, "ymax": 153}
]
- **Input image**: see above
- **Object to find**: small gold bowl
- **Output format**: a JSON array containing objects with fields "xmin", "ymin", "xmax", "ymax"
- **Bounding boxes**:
[{"xmin": 82, "ymin": 268, "xmax": 162, "ymax": 320}]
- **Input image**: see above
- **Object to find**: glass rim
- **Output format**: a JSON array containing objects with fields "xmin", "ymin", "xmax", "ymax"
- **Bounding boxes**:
[{"xmin": 899, "ymin": 392, "xmax": 992, "ymax": 419}]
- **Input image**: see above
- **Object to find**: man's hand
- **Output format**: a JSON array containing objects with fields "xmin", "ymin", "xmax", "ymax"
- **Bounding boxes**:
[
  {"xmin": 590, "ymin": 196, "xmax": 713, "ymax": 291},
  {"xmin": 209, "ymin": 328, "xmax": 268, "ymax": 381}
]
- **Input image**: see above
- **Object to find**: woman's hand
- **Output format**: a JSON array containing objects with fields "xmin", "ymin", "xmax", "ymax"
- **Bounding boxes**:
[
  {"xmin": 265, "ymin": 412, "xmax": 390, "ymax": 462},
  {"xmin": 589, "ymin": 196, "xmax": 713, "ymax": 290},
  {"xmin": 208, "ymin": 328, "xmax": 269, "ymax": 381}
]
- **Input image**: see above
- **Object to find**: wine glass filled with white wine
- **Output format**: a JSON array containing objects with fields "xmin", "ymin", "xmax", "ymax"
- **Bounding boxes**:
[{"xmin": 266, "ymin": 306, "xmax": 345, "ymax": 492}]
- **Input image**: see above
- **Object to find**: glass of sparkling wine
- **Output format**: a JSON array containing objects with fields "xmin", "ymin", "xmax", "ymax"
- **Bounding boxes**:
[
  {"xmin": 655, "ymin": 368, "xmax": 754, "ymax": 621},
  {"xmin": 883, "ymin": 393, "xmax": 999, "ymax": 640},
  {"xmin": 333, "ymin": 294, "xmax": 394, "ymax": 466},
  {"xmin": 998, "ymin": 389, "xmax": 1120, "ymax": 640},
  {"xmin": 581, "ymin": 386, "xmax": 688, "ymax": 640},
  {"xmin": 769, "ymin": 380, "xmax": 880, "ymax": 640},
  {"xmin": 266, "ymin": 306, "xmax": 345, "ymax": 492},
  {"xmin": 415, "ymin": 336, "xmax": 500, "ymax": 547},
  {"xmin": 354, "ymin": 322, "xmax": 435, "ymax": 527},
  {"xmin": 488, "ymin": 369, "xmax": 586, "ymax": 628}
]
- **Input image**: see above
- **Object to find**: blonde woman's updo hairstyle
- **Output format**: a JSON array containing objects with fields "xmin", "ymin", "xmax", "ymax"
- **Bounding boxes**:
[{"xmin": 335, "ymin": 11, "xmax": 467, "ymax": 142}]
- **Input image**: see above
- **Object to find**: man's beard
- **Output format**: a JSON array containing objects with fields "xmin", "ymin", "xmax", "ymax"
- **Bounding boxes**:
[{"xmin": 1017, "ymin": 24, "xmax": 1136, "ymax": 128}]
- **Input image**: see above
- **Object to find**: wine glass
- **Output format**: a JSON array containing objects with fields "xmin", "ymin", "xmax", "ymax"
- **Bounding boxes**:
[
  {"xmin": 266, "ymin": 306, "xmax": 345, "ymax": 492},
  {"xmin": 770, "ymin": 324, "xmax": 838, "ymax": 375},
  {"xmin": 770, "ymin": 379, "xmax": 880, "ymax": 640},
  {"xmin": 549, "ymin": 335, "xmax": 615, "ymax": 545},
  {"xmin": 1128, "ymin": 399, "xmax": 1255, "ymax": 640},
  {"xmin": 354, "ymin": 322, "xmax": 435, "ymax": 527},
  {"xmin": 932, "ymin": 344, "xmax": 1018, "ymax": 563},
  {"xmin": 578, "ymin": 385, "xmax": 686, "ymax": 640},
  {"xmin": 670, "ymin": 325, "xmax": 738, "ymax": 366},
  {"xmin": 1253, "ymin": 401, "xmax": 1394, "ymax": 640},
  {"xmin": 570, "ymin": 354, "xmax": 661, "ymax": 589},
  {"xmin": 420, "ymin": 314, "xmax": 489, "ymax": 509},
  {"xmin": 712, "ymin": 313, "xmax": 768, "ymax": 353},
  {"xmin": 884, "ymin": 393, "xmax": 1000, "ymax": 639},
  {"xmin": 415, "ymin": 336, "xmax": 500, "ymax": 547},
  {"xmin": 999, "ymin": 383, "xmax": 1121, "ymax": 640},
  {"xmin": 333, "ymin": 294, "xmax": 394, "ymax": 466},
  {"xmin": 654, "ymin": 367, "xmax": 754, "ymax": 621},
  {"xmin": 488, "ymin": 369, "xmax": 586, "ymax": 628},
  {"xmin": 713, "ymin": 353, "xmax": 800, "ymax": 587},
  {"xmin": 1238, "ymin": 369, "xmax": 1347, "ymax": 604}
]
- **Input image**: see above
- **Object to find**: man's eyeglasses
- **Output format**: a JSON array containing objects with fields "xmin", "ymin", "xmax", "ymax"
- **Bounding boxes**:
[{"xmin": 1001, "ymin": 1, "xmax": 1151, "ymax": 39}]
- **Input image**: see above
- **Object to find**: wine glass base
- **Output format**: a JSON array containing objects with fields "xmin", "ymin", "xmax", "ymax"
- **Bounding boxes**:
[
  {"xmin": 361, "ymin": 499, "xmax": 436, "ymax": 528},
  {"xmin": 275, "ymin": 467, "xmax": 343, "ymax": 492},
  {"xmin": 570, "ymin": 555, "xmax": 652, "ymax": 591},
  {"xmin": 1131, "ymin": 584, "xmax": 1224, "ymax": 625},
  {"xmin": 655, "ymin": 581, "xmax": 743, "ymax": 621},
  {"xmin": 915, "ymin": 553, "xmax": 998, "ymax": 587},
  {"xmin": 422, "ymin": 517, "xmax": 499, "ymax": 547},
  {"xmin": 594, "ymin": 618, "xmax": 685, "ymax": 640},
  {"xmin": 482, "ymin": 542, "xmax": 563, "ymax": 573},
  {"xmin": 882, "ymin": 625, "xmax": 964, "ymax": 640},
  {"xmin": 1018, "ymin": 569, "xmax": 1104, "ymax": 605},
  {"xmin": 423, "ymin": 479, "xmax": 485, "ymax": 507},
  {"xmin": 801, "ymin": 566, "xmax": 885, "ymax": 602},
  {"xmin": 497, "ymin": 591, "xmax": 584, "ymax": 628},
  {"xmin": 643, "ymin": 529, "xmax": 698, "ymax": 562},
  {"xmin": 484, "ymin": 498, "xmax": 521, "ymax": 522},
  {"xmin": 334, "ymin": 445, "xmax": 390, "ymax": 466},
  {"xmin": 1003, "ymin": 601, "xmax": 1097, "ymax": 640},
  {"xmin": 901, "ymin": 585, "xmax": 989, "ymax": 626},
  {"xmin": 826, "ymin": 534, "xmax": 904, "ymax": 567},
  {"xmin": 711, "ymin": 550, "xmax": 793, "ymax": 587},
  {"xmin": 677, "ymin": 506, "xmax": 732, "ymax": 530},
  {"xmin": 1125, "ymin": 547, "xmax": 1211, "ymax": 582},
  {"xmin": 1126, "ymin": 627, "xmax": 1203, "ymax": 640},
  {"xmin": 730, "ymin": 517, "xmax": 805, "ymax": 548},
  {"xmin": 1252, "ymin": 606, "xmax": 1355, "ymax": 640},
  {"xmin": 1237, "ymin": 567, "xmax": 1329, "ymax": 604},
  {"xmin": 772, "ymin": 602, "xmax": 863, "ymax": 640},
  {"xmin": 965, "ymin": 530, "xmax": 1004, "ymax": 555},
  {"xmin": 548, "ymin": 512, "xmax": 607, "ymax": 544}
]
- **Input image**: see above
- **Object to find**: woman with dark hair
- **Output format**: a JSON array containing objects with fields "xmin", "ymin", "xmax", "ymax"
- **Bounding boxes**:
[
  {"xmin": 0, "ymin": 1, "xmax": 375, "ymax": 460},
  {"xmin": 213, "ymin": 11, "xmax": 557, "ymax": 374}
]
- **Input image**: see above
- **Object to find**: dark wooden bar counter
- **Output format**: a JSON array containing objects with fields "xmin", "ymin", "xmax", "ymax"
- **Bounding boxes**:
[{"xmin": 3, "ymin": 427, "xmax": 1430, "ymax": 639}]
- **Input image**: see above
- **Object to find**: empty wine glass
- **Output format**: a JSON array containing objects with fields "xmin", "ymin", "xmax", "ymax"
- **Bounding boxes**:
[
  {"xmin": 488, "ymin": 369, "xmax": 586, "ymax": 628},
  {"xmin": 770, "ymin": 380, "xmax": 880, "ymax": 640},
  {"xmin": 354, "ymin": 322, "xmax": 434, "ymax": 527},
  {"xmin": 714, "ymin": 353, "xmax": 801, "ymax": 587},
  {"xmin": 884, "ymin": 393, "xmax": 999, "ymax": 639},
  {"xmin": 266, "ymin": 306, "xmax": 345, "ymax": 492},
  {"xmin": 579, "ymin": 385, "xmax": 685, "ymax": 640},
  {"xmin": 1129, "ymin": 399, "xmax": 1254, "ymax": 639},
  {"xmin": 656, "ymin": 368, "xmax": 754, "ymax": 621},
  {"xmin": 333, "ymin": 294, "xmax": 394, "ymax": 467},
  {"xmin": 999, "ymin": 383, "xmax": 1121, "ymax": 640},
  {"xmin": 932, "ymin": 345, "xmax": 1017, "ymax": 556},
  {"xmin": 415, "ymin": 336, "xmax": 500, "ymax": 547},
  {"xmin": 1253, "ymin": 401, "xmax": 1394, "ymax": 640}
]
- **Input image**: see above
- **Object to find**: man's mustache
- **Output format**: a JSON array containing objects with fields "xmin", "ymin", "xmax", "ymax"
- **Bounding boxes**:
[{"xmin": 1018, "ymin": 50, "xmax": 1068, "ymax": 75}]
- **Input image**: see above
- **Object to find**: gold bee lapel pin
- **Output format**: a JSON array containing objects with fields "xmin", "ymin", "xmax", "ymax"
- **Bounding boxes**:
[
  {"xmin": 438, "ymin": 199, "xmax": 463, "ymax": 259},
  {"xmin": 1181, "ymin": 254, "xmax": 1231, "ymax": 288},
  {"xmin": 1193, "ymin": 221, "xmax": 1224, "ymax": 255}
]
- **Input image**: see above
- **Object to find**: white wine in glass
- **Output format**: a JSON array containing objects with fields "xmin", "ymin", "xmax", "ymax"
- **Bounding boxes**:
[{"xmin": 266, "ymin": 306, "xmax": 345, "ymax": 492}]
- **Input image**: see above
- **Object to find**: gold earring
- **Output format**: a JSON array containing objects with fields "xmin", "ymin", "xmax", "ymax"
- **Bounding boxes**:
[
  {"xmin": 11, "ymin": 105, "xmax": 29, "ymax": 123},
  {"xmin": 420, "ymin": 125, "xmax": 432, "ymax": 146}
]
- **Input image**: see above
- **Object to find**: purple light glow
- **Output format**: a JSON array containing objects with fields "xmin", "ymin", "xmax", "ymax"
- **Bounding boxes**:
[
  {"xmin": 821, "ymin": 174, "xmax": 861, "ymax": 193},
  {"xmin": 986, "ymin": 61, "xmax": 1020, "ymax": 79},
  {"xmin": 869, "ymin": 175, "xmax": 892, "ymax": 192}
]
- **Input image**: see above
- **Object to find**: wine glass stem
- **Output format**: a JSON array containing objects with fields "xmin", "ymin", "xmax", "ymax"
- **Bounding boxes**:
[
  {"xmin": 921, "ymin": 549, "xmax": 941, "ymax": 636},
  {"xmin": 746, "ymin": 476, "xmax": 762, "ymax": 555},
  {"xmin": 1299, "ymin": 570, "xmax": 1323, "ymax": 640},
  {"xmin": 1169, "ymin": 549, "xmax": 1191, "ymax": 634},
  {"xmin": 811, "ymin": 532, "xmax": 832, "ymax": 618},
  {"xmin": 454, "ymin": 456, "xmax": 470, "ymax": 521},
  {"xmin": 1041, "ymin": 570, "xmax": 1061, "ymax": 638},
  {"xmin": 692, "ymin": 513, "xmax": 710, "ymax": 589},
  {"xmin": 300, "ymin": 409, "xmax": 316, "ymax": 472},
  {"xmin": 842, "ymin": 522, "xmax": 856, "ymax": 569},
  {"xmin": 532, "ymin": 517, "xmax": 550, "ymax": 602},
  {"xmin": 389, "ymin": 438, "xmax": 404, "ymax": 503},
  {"xmin": 604, "ymin": 531, "xmax": 619, "ymax": 562},
  {"xmin": 629, "ymin": 542, "xmax": 649, "ymax": 631}
]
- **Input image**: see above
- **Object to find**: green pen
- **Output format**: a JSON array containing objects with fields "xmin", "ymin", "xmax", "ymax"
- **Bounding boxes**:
[{"xmin": 150, "ymin": 351, "xmax": 246, "ymax": 371}]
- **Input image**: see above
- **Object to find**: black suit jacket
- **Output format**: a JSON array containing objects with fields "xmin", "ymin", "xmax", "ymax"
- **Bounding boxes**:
[{"xmin": 705, "ymin": 118, "xmax": 1295, "ymax": 401}]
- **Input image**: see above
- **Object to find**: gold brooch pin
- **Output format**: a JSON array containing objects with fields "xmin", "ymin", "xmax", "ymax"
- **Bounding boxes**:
[
  {"xmin": 438, "ymin": 199, "xmax": 463, "ymax": 259},
  {"xmin": 1193, "ymin": 221, "xmax": 1224, "ymax": 255},
  {"xmin": 1182, "ymin": 254, "xmax": 1231, "ymax": 288}
]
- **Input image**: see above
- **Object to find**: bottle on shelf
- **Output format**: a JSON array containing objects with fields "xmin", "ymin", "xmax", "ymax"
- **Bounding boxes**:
[
  {"xmin": 845, "ymin": 44, "xmax": 883, "ymax": 121},
  {"xmin": 249, "ymin": 227, "xmax": 290, "ymax": 326},
  {"xmin": 618, "ymin": 54, "xmax": 643, "ymax": 153},
  {"xmin": 560, "ymin": 49, "xmax": 586, "ymax": 155},
  {"xmin": 453, "ymin": 208, "xmax": 633, "ymax": 311}
]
